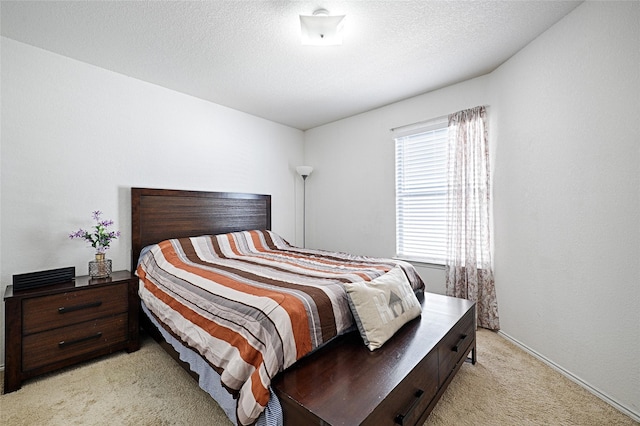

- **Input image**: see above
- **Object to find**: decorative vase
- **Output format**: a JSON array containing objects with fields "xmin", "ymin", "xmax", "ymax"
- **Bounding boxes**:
[{"xmin": 89, "ymin": 252, "xmax": 112, "ymax": 278}]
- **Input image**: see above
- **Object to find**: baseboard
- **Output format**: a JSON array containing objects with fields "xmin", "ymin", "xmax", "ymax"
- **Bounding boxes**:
[{"xmin": 498, "ymin": 331, "xmax": 640, "ymax": 423}]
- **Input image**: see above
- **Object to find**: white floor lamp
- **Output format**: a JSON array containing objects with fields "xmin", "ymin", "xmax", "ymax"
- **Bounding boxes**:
[{"xmin": 296, "ymin": 165, "xmax": 313, "ymax": 247}]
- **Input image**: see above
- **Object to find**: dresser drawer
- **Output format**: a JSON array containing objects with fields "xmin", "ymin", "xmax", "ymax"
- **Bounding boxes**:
[
  {"xmin": 364, "ymin": 349, "xmax": 439, "ymax": 426},
  {"xmin": 23, "ymin": 283, "xmax": 128, "ymax": 334},
  {"xmin": 438, "ymin": 309, "xmax": 474, "ymax": 386},
  {"xmin": 22, "ymin": 313, "xmax": 128, "ymax": 371}
]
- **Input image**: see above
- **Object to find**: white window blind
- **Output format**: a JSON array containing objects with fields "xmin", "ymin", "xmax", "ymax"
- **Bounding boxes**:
[{"xmin": 394, "ymin": 118, "xmax": 448, "ymax": 264}]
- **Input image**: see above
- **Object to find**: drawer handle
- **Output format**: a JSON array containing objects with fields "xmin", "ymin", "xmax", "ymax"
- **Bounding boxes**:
[
  {"xmin": 394, "ymin": 389, "xmax": 425, "ymax": 425},
  {"xmin": 453, "ymin": 334, "xmax": 468, "ymax": 352},
  {"xmin": 58, "ymin": 332, "xmax": 103, "ymax": 348},
  {"xmin": 58, "ymin": 301, "xmax": 102, "ymax": 314}
]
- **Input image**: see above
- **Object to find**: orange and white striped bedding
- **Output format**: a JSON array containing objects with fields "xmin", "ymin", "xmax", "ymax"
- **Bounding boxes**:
[{"xmin": 137, "ymin": 230, "xmax": 424, "ymax": 425}]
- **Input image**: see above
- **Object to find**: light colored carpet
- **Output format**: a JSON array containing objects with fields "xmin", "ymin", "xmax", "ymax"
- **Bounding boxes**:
[{"xmin": 1, "ymin": 329, "xmax": 636, "ymax": 425}]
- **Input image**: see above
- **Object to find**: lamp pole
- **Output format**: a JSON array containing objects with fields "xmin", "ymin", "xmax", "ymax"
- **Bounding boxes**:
[
  {"xmin": 296, "ymin": 166, "xmax": 313, "ymax": 248},
  {"xmin": 302, "ymin": 174, "xmax": 308, "ymax": 247}
]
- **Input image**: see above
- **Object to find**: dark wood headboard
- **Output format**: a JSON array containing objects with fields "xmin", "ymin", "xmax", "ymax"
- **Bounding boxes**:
[{"xmin": 131, "ymin": 188, "xmax": 271, "ymax": 270}]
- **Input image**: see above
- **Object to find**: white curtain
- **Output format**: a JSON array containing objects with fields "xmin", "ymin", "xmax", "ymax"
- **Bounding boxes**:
[{"xmin": 445, "ymin": 106, "xmax": 500, "ymax": 330}]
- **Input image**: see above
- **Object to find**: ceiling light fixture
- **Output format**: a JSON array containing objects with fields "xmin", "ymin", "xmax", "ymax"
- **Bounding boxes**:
[{"xmin": 300, "ymin": 9, "xmax": 345, "ymax": 46}]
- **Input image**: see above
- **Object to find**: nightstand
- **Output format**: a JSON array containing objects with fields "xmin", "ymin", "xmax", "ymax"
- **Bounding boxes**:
[{"xmin": 3, "ymin": 270, "xmax": 140, "ymax": 393}]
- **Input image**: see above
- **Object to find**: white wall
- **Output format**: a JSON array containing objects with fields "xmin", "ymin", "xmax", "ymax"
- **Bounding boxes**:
[
  {"xmin": 0, "ymin": 38, "xmax": 305, "ymax": 366},
  {"xmin": 305, "ymin": 1, "xmax": 639, "ymax": 418},
  {"xmin": 490, "ymin": 0, "xmax": 639, "ymax": 416}
]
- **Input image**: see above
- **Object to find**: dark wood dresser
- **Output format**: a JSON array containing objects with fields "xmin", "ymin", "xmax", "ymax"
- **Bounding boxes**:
[
  {"xmin": 272, "ymin": 292, "xmax": 476, "ymax": 425},
  {"xmin": 3, "ymin": 270, "xmax": 140, "ymax": 393}
]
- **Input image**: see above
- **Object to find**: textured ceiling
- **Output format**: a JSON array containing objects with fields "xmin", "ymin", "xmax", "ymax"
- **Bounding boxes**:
[{"xmin": 1, "ymin": 1, "xmax": 582, "ymax": 130}]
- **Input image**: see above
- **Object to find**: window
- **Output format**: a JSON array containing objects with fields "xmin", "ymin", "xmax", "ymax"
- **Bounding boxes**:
[{"xmin": 394, "ymin": 118, "xmax": 448, "ymax": 264}]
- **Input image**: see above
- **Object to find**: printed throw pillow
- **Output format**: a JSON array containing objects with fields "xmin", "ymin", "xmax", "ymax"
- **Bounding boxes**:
[{"xmin": 344, "ymin": 265, "xmax": 422, "ymax": 351}]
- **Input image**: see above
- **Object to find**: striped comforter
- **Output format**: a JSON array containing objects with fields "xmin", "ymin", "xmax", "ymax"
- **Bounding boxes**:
[{"xmin": 136, "ymin": 230, "xmax": 424, "ymax": 425}]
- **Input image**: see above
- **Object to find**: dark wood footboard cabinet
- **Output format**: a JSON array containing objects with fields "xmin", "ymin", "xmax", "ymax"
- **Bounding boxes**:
[
  {"xmin": 272, "ymin": 293, "xmax": 476, "ymax": 426},
  {"xmin": 3, "ymin": 270, "xmax": 140, "ymax": 393}
]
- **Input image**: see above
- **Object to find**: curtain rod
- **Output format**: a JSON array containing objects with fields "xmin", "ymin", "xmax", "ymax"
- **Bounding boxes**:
[
  {"xmin": 390, "ymin": 105, "xmax": 488, "ymax": 132},
  {"xmin": 390, "ymin": 114, "xmax": 448, "ymax": 132}
]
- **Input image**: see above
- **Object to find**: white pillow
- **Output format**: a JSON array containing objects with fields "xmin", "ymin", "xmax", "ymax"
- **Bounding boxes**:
[{"xmin": 344, "ymin": 265, "xmax": 422, "ymax": 351}]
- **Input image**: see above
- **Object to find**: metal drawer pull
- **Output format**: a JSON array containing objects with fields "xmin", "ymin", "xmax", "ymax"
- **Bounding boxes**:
[
  {"xmin": 453, "ymin": 334, "xmax": 468, "ymax": 352},
  {"xmin": 394, "ymin": 389, "xmax": 425, "ymax": 425},
  {"xmin": 58, "ymin": 301, "xmax": 102, "ymax": 314},
  {"xmin": 58, "ymin": 332, "xmax": 103, "ymax": 348}
]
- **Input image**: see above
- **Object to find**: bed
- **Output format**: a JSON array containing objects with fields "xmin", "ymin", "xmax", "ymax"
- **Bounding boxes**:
[{"xmin": 131, "ymin": 187, "xmax": 476, "ymax": 426}]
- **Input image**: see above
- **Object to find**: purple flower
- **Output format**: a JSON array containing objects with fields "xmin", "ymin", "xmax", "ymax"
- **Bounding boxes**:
[
  {"xmin": 70, "ymin": 211, "xmax": 119, "ymax": 253},
  {"xmin": 69, "ymin": 229, "xmax": 87, "ymax": 239}
]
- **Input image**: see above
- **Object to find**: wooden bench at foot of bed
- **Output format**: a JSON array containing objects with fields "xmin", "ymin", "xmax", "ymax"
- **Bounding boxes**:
[{"xmin": 272, "ymin": 292, "xmax": 476, "ymax": 426}]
